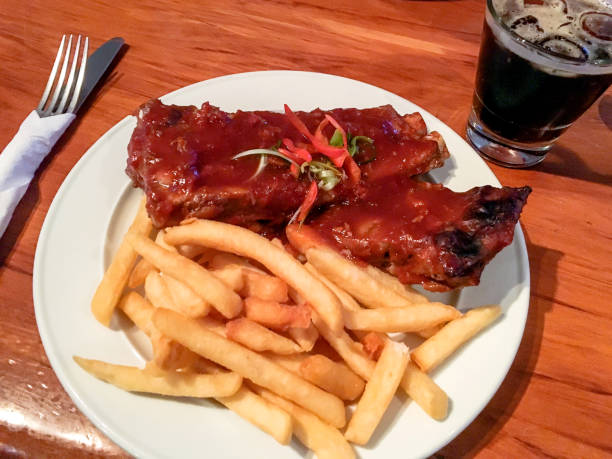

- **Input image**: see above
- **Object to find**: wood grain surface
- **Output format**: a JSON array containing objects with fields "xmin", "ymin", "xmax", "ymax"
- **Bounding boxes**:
[{"xmin": 1, "ymin": 0, "xmax": 611, "ymax": 457}]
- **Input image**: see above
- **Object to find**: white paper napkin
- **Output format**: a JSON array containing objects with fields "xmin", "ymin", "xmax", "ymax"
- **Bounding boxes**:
[{"xmin": 0, "ymin": 110, "xmax": 75, "ymax": 238}]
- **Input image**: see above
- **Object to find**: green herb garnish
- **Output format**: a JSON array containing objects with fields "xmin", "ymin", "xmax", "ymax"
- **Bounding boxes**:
[
  {"xmin": 329, "ymin": 129, "xmax": 344, "ymax": 147},
  {"xmin": 305, "ymin": 160, "xmax": 343, "ymax": 191},
  {"xmin": 232, "ymin": 148, "xmax": 299, "ymax": 180},
  {"xmin": 329, "ymin": 129, "xmax": 374, "ymax": 157}
]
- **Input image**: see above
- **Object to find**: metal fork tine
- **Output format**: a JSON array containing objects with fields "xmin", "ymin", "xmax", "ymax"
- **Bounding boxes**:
[
  {"xmin": 56, "ymin": 35, "xmax": 82, "ymax": 114},
  {"xmin": 45, "ymin": 34, "xmax": 73, "ymax": 116},
  {"xmin": 37, "ymin": 35, "xmax": 66, "ymax": 112},
  {"xmin": 56, "ymin": 35, "xmax": 81, "ymax": 113},
  {"xmin": 67, "ymin": 36, "xmax": 88, "ymax": 114}
]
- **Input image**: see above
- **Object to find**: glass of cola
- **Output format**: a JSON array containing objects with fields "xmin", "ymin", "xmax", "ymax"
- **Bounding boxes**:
[{"xmin": 467, "ymin": 0, "xmax": 612, "ymax": 167}]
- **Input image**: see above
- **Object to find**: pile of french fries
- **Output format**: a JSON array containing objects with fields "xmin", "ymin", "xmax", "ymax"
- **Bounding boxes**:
[{"xmin": 79, "ymin": 197, "xmax": 502, "ymax": 458}]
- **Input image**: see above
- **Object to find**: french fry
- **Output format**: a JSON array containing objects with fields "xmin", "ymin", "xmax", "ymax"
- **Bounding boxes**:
[
  {"xmin": 89, "ymin": 214, "xmax": 497, "ymax": 450},
  {"xmin": 127, "ymin": 258, "xmax": 154, "ymax": 289},
  {"xmin": 192, "ymin": 355, "xmax": 293, "ymax": 444},
  {"xmin": 306, "ymin": 262, "xmax": 382, "ymax": 342},
  {"xmin": 305, "ymin": 263, "xmax": 387, "ymax": 344},
  {"xmin": 287, "ymin": 286, "xmax": 307, "ymax": 306},
  {"xmin": 163, "ymin": 220, "xmax": 344, "ymax": 334},
  {"xmin": 158, "ymin": 355, "xmax": 291, "ymax": 442},
  {"xmin": 269, "ymin": 352, "xmax": 364, "ymax": 401},
  {"xmin": 304, "ymin": 262, "xmax": 360, "ymax": 312},
  {"xmin": 241, "ymin": 270, "xmax": 289, "ymax": 302},
  {"xmin": 163, "ymin": 274, "xmax": 211, "ymax": 318},
  {"xmin": 91, "ymin": 197, "xmax": 153, "ymax": 326},
  {"xmin": 125, "ymin": 233, "xmax": 243, "ymax": 319},
  {"xmin": 176, "ymin": 244, "xmax": 209, "ymax": 259},
  {"xmin": 217, "ymin": 386, "xmax": 293, "ymax": 445},
  {"xmin": 210, "ymin": 265, "xmax": 245, "ymax": 292},
  {"xmin": 306, "ymin": 262, "xmax": 449, "ymax": 418},
  {"xmin": 412, "ymin": 305, "xmax": 502, "ymax": 373},
  {"xmin": 209, "ymin": 252, "xmax": 261, "ymax": 272},
  {"xmin": 73, "ymin": 356, "xmax": 242, "ymax": 398},
  {"xmin": 288, "ymin": 323, "xmax": 319, "ymax": 352},
  {"xmin": 306, "ymin": 262, "xmax": 382, "ymax": 341},
  {"xmin": 360, "ymin": 332, "xmax": 386, "ymax": 360},
  {"xmin": 416, "ymin": 324, "xmax": 445, "ymax": 339},
  {"xmin": 305, "ymin": 241, "xmax": 425, "ymax": 311},
  {"xmin": 151, "ymin": 335, "xmax": 200, "ymax": 371},
  {"xmin": 144, "ymin": 271, "xmax": 176, "ymax": 311},
  {"xmin": 400, "ymin": 362, "xmax": 448, "ymax": 421},
  {"xmin": 118, "ymin": 292, "xmax": 199, "ymax": 370},
  {"xmin": 153, "ymin": 308, "xmax": 346, "ymax": 428},
  {"xmin": 198, "ymin": 316, "xmax": 228, "ymax": 337},
  {"xmin": 244, "ymin": 297, "xmax": 311, "ymax": 330},
  {"xmin": 363, "ymin": 264, "xmax": 428, "ymax": 304},
  {"xmin": 343, "ymin": 304, "xmax": 461, "ymax": 333},
  {"xmin": 144, "ymin": 273, "xmax": 208, "ymax": 366},
  {"xmin": 313, "ymin": 308, "xmax": 448, "ymax": 420},
  {"xmin": 307, "ymin": 263, "xmax": 386, "ymax": 352},
  {"xmin": 196, "ymin": 248, "xmax": 221, "ymax": 265},
  {"xmin": 189, "ymin": 357, "xmax": 227, "ymax": 375},
  {"xmin": 300, "ymin": 243, "xmax": 421, "ymax": 310},
  {"xmin": 226, "ymin": 318, "xmax": 303, "ymax": 354},
  {"xmin": 256, "ymin": 387, "xmax": 355, "ymax": 459},
  {"xmin": 142, "ymin": 361, "xmax": 167, "ymax": 376},
  {"xmin": 308, "ymin": 252, "xmax": 435, "ymax": 397},
  {"xmin": 344, "ymin": 340, "xmax": 409, "ymax": 445},
  {"xmin": 118, "ymin": 291, "xmax": 158, "ymax": 337},
  {"xmin": 311, "ymin": 311, "xmax": 375, "ymax": 381},
  {"xmin": 299, "ymin": 355, "xmax": 365, "ymax": 401},
  {"xmin": 266, "ymin": 353, "xmax": 309, "ymax": 374},
  {"xmin": 270, "ymin": 237, "xmax": 285, "ymax": 249},
  {"xmin": 155, "ymin": 229, "xmax": 177, "ymax": 252}
]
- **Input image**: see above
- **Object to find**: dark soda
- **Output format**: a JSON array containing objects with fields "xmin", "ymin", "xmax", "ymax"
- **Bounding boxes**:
[
  {"xmin": 473, "ymin": 20, "xmax": 612, "ymax": 145},
  {"xmin": 469, "ymin": 0, "xmax": 612, "ymax": 161}
]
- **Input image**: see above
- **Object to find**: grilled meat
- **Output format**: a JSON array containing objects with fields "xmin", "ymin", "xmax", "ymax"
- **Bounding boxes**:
[{"xmin": 126, "ymin": 99, "xmax": 529, "ymax": 290}]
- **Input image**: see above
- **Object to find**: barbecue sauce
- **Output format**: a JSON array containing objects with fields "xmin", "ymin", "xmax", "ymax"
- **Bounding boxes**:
[{"xmin": 126, "ymin": 100, "xmax": 446, "ymax": 229}]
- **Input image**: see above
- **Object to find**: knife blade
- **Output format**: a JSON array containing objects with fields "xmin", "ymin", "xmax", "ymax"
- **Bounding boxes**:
[{"xmin": 75, "ymin": 37, "xmax": 125, "ymax": 112}]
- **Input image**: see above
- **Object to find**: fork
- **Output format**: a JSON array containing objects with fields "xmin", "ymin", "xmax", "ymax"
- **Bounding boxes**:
[
  {"xmin": 0, "ymin": 35, "xmax": 89, "ymax": 238},
  {"xmin": 37, "ymin": 34, "xmax": 89, "ymax": 117}
]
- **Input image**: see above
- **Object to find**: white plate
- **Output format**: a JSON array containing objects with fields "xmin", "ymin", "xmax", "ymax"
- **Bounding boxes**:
[{"xmin": 33, "ymin": 71, "xmax": 530, "ymax": 459}]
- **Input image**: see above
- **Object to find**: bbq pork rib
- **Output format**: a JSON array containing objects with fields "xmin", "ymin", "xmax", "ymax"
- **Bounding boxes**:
[
  {"xmin": 126, "ymin": 99, "xmax": 530, "ymax": 291},
  {"xmin": 127, "ymin": 99, "xmax": 448, "ymax": 230},
  {"xmin": 287, "ymin": 176, "xmax": 530, "ymax": 291}
]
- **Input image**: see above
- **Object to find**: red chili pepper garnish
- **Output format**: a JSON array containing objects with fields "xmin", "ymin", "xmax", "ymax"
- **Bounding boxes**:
[
  {"xmin": 284, "ymin": 104, "xmax": 316, "ymax": 142},
  {"xmin": 298, "ymin": 181, "xmax": 318, "ymax": 223},
  {"xmin": 277, "ymin": 147, "xmax": 305, "ymax": 165},
  {"xmin": 284, "ymin": 104, "xmax": 361, "ymax": 181},
  {"xmin": 285, "ymin": 104, "xmax": 348, "ymax": 165},
  {"xmin": 324, "ymin": 114, "xmax": 348, "ymax": 148},
  {"xmin": 313, "ymin": 118, "xmax": 349, "ymax": 167},
  {"xmin": 282, "ymin": 138, "xmax": 312, "ymax": 163},
  {"xmin": 344, "ymin": 154, "xmax": 361, "ymax": 184},
  {"xmin": 313, "ymin": 116, "xmax": 330, "ymax": 144},
  {"xmin": 296, "ymin": 141, "xmax": 315, "ymax": 153}
]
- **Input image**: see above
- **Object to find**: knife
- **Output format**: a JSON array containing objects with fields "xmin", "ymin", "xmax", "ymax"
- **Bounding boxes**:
[
  {"xmin": 0, "ymin": 37, "xmax": 126, "ymax": 238},
  {"xmin": 76, "ymin": 37, "xmax": 125, "ymax": 112}
]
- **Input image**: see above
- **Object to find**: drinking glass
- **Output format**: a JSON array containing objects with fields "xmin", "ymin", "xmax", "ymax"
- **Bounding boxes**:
[{"xmin": 467, "ymin": 0, "xmax": 612, "ymax": 168}]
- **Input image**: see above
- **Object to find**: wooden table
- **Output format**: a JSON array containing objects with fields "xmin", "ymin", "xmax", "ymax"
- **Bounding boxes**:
[{"xmin": 1, "ymin": 0, "xmax": 611, "ymax": 457}]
